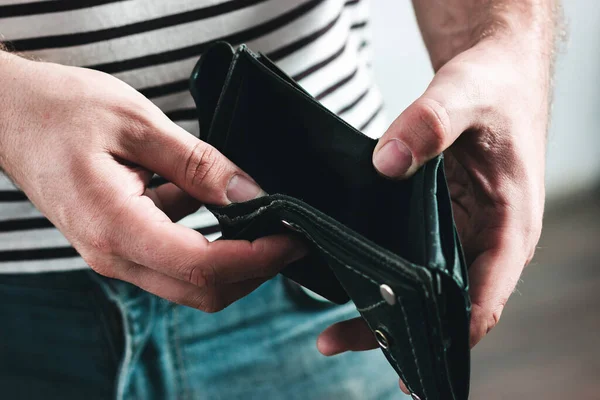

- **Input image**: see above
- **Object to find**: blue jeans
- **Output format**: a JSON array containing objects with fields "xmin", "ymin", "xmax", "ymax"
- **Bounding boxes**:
[{"xmin": 0, "ymin": 270, "xmax": 405, "ymax": 400}]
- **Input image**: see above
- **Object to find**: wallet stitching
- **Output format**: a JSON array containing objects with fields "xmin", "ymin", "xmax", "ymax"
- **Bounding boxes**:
[
  {"xmin": 299, "ymin": 228, "xmax": 381, "ymax": 287},
  {"xmin": 202, "ymin": 46, "xmax": 463, "ymax": 399},
  {"xmin": 215, "ymin": 200, "xmax": 420, "ymax": 283},
  {"xmin": 399, "ymin": 296, "xmax": 428, "ymax": 399},
  {"xmin": 289, "ymin": 207, "xmax": 422, "ymax": 282},
  {"xmin": 359, "ymin": 307, "xmax": 411, "ymax": 395},
  {"xmin": 218, "ymin": 201, "xmax": 443, "ymax": 399},
  {"xmin": 281, "ymin": 202, "xmax": 419, "ymax": 280},
  {"xmin": 385, "ymin": 346, "xmax": 411, "ymax": 397},
  {"xmin": 356, "ymin": 300, "xmax": 386, "ymax": 312}
]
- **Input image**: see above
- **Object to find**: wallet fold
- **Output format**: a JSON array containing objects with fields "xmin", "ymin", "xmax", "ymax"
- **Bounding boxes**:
[{"xmin": 189, "ymin": 42, "xmax": 471, "ymax": 400}]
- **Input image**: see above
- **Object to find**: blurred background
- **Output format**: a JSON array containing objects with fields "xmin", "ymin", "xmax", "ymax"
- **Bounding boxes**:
[{"xmin": 370, "ymin": 2, "xmax": 600, "ymax": 399}]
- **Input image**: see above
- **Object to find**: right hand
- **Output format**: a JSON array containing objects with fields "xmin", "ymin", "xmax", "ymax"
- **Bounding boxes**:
[{"xmin": 0, "ymin": 53, "xmax": 305, "ymax": 312}]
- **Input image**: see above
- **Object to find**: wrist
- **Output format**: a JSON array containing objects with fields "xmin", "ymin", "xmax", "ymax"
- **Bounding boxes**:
[
  {"xmin": 0, "ymin": 52, "xmax": 18, "ymax": 172},
  {"xmin": 413, "ymin": 1, "xmax": 560, "ymax": 72},
  {"xmin": 0, "ymin": 52, "xmax": 37, "ymax": 177}
]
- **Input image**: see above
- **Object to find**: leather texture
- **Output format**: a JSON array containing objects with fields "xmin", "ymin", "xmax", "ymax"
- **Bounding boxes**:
[{"xmin": 189, "ymin": 42, "xmax": 471, "ymax": 400}]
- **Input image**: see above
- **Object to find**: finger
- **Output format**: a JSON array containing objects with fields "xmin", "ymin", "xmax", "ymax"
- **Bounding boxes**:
[
  {"xmin": 468, "ymin": 233, "xmax": 527, "ymax": 347},
  {"xmin": 372, "ymin": 68, "xmax": 476, "ymax": 179},
  {"xmin": 117, "ymin": 116, "xmax": 264, "ymax": 205},
  {"xmin": 106, "ymin": 195, "xmax": 306, "ymax": 286},
  {"xmin": 145, "ymin": 183, "xmax": 202, "ymax": 222},
  {"xmin": 108, "ymin": 259, "xmax": 267, "ymax": 312},
  {"xmin": 317, "ymin": 317, "xmax": 378, "ymax": 356},
  {"xmin": 399, "ymin": 380, "xmax": 409, "ymax": 395},
  {"xmin": 196, "ymin": 236, "xmax": 308, "ymax": 284}
]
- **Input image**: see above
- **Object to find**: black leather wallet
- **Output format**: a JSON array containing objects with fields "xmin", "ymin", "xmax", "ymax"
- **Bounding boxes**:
[{"xmin": 189, "ymin": 42, "xmax": 471, "ymax": 400}]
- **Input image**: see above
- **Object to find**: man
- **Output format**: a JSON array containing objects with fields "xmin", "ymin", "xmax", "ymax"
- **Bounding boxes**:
[{"xmin": 0, "ymin": 0, "xmax": 558, "ymax": 399}]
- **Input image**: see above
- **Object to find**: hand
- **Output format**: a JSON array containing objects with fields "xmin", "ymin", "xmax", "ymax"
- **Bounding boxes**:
[
  {"xmin": 316, "ymin": 37, "xmax": 549, "ymax": 391},
  {"xmin": 0, "ymin": 53, "xmax": 305, "ymax": 311}
]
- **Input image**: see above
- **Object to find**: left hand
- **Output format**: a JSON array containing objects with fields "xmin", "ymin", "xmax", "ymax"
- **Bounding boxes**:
[{"xmin": 316, "ymin": 36, "xmax": 550, "ymax": 393}]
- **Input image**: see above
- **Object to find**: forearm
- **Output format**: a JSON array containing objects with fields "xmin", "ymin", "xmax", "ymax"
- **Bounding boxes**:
[
  {"xmin": 0, "ymin": 44, "xmax": 42, "ymax": 176},
  {"xmin": 0, "ymin": 45, "xmax": 18, "ymax": 173},
  {"xmin": 411, "ymin": 0, "xmax": 561, "ymax": 71}
]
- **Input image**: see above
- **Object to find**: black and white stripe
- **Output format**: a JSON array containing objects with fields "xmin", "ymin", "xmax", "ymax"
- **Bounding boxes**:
[{"xmin": 0, "ymin": 0, "xmax": 385, "ymax": 273}]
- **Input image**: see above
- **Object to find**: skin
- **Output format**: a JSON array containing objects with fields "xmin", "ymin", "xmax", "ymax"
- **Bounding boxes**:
[
  {"xmin": 317, "ymin": 0, "xmax": 560, "ymax": 394},
  {"xmin": 0, "ymin": 50, "xmax": 306, "ymax": 313},
  {"xmin": 0, "ymin": 0, "xmax": 558, "ymax": 393}
]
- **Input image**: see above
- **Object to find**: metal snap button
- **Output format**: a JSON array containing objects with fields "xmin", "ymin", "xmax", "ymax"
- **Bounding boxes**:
[
  {"xmin": 281, "ymin": 219, "xmax": 300, "ymax": 232},
  {"xmin": 379, "ymin": 284, "xmax": 396, "ymax": 305},
  {"xmin": 374, "ymin": 329, "xmax": 391, "ymax": 349}
]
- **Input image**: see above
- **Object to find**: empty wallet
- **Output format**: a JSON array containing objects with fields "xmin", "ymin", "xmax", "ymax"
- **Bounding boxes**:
[{"xmin": 189, "ymin": 42, "xmax": 471, "ymax": 400}]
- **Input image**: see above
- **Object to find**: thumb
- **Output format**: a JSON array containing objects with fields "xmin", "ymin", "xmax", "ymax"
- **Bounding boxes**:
[
  {"xmin": 116, "ymin": 114, "xmax": 265, "ymax": 206},
  {"xmin": 373, "ymin": 72, "xmax": 475, "ymax": 179}
]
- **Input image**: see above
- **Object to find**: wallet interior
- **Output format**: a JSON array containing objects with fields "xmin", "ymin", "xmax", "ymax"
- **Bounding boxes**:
[
  {"xmin": 193, "ymin": 43, "xmax": 459, "ymax": 276},
  {"xmin": 189, "ymin": 42, "xmax": 471, "ymax": 400}
]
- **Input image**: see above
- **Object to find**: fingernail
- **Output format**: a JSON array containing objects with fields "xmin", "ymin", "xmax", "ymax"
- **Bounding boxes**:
[
  {"xmin": 399, "ymin": 380, "xmax": 410, "ymax": 394},
  {"xmin": 226, "ymin": 175, "xmax": 264, "ymax": 203},
  {"xmin": 373, "ymin": 139, "xmax": 413, "ymax": 178}
]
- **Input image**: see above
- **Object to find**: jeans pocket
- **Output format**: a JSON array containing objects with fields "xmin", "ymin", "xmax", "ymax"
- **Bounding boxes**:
[{"xmin": 0, "ymin": 271, "xmax": 122, "ymax": 400}]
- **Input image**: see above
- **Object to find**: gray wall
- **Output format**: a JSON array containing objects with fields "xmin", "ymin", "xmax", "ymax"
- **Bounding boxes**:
[{"xmin": 370, "ymin": 1, "xmax": 600, "ymax": 200}]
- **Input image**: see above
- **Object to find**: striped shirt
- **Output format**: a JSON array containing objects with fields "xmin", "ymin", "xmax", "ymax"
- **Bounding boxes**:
[{"xmin": 0, "ymin": 0, "xmax": 385, "ymax": 273}]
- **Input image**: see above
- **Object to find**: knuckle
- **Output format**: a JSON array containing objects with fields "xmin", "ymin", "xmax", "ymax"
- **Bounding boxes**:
[
  {"xmin": 123, "ymin": 111, "xmax": 153, "ymax": 143},
  {"xmin": 250, "ymin": 239, "xmax": 268, "ymax": 264},
  {"xmin": 188, "ymin": 292, "xmax": 223, "ymax": 313},
  {"xmin": 183, "ymin": 143, "xmax": 224, "ymax": 189},
  {"xmin": 203, "ymin": 301, "xmax": 224, "ymax": 314},
  {"xmin": 105, "ymin": 96, "xmax": 160, "ymax": 154},
  {"xmin": 488, "ymin": 309, "xmax": 502, "ymax": 333},
  {"xmin": 187, "ymin": 293, "xmax": 207, "ymax": 310},
  {"xmin": 470, "ymin": 299, "xmax": 507, "ymax": 348},
  {"xmin": 250, "ymin": 240, "xmax": 283, "ymax": 278},
  {"xmin": 412, "ymin": 99, "xmax": 451, "ymax": 154},
  {"xmin": 86, "ymin": 216, "xmax": 130, "ymax": 258},
  {"xmin": 473, "ymin": 300, "xmax": 507, "ymax": 337},
  {"xmin": 185, "ymin": 263, "xmax": 216, "ymax": 288},
  {"xmin": 86, "ymin": 256, "xmax": 116, "ymax": 279},
  {"xmin": 117, "ymin": 103, "xmax": 157, "ymax": 146},
  {"xmin": 88, "ymin": 229, "xmax": 114, "ymax": 254}
]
